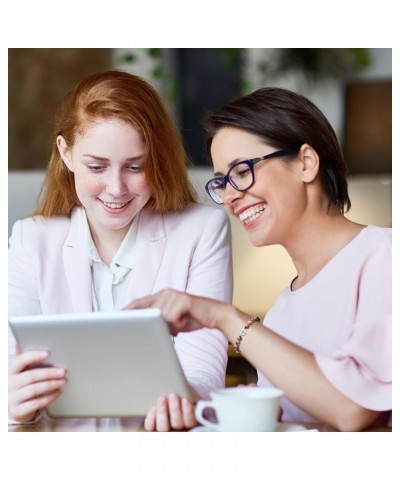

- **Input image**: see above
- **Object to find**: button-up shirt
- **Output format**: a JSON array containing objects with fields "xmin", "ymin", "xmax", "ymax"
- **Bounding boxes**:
[{"xmin": 82, "ymin": 212, "xmax": 139, "ymax": 312}]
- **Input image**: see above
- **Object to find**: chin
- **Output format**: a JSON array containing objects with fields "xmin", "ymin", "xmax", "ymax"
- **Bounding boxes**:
[
  {"xmin": 251, "ymin": 239, "xmax": 268, "ymax": 248},
  {"xmin": 247, "ymin": 235, "xmax": 266, "ymax": 247},
  {"xmin": 100, "ymin": 215, "xmax": 133, "ymax": 230},
  {"xmin": 247, "ymin": 228, "xmax": 274, "ymax": 248}
]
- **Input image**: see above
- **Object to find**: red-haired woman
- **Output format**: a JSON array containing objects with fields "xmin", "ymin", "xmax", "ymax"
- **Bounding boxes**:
[{"xmin": 8, "ymin": 71, "xmax": 232, "ymax": 431}]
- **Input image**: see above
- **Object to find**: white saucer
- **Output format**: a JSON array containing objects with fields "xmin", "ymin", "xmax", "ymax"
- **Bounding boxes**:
[{"xmin": 190, "ymin": 422, "xmax": 310, "ymax": 432}]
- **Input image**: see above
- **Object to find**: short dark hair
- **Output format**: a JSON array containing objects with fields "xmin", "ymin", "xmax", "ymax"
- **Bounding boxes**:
[{"xmin": 204, "ymin": 87, "xmax": 351, "ymax": 213}]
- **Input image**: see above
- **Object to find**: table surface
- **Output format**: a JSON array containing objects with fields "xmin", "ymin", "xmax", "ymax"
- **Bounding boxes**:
[{"xmin": 8, "ymin": 415, "xmax": 391, "ymax": 433}]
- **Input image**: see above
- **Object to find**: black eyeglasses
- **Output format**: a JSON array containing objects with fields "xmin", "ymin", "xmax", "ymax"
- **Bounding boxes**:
[{"xmin": 205, "ymin": 148, "xmax": 296, "ymax": 205}]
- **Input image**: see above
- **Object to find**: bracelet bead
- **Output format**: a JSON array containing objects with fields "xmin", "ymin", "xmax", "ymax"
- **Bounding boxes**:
[{"xmin": 234, "ymin": 316, "xmax": 260, "ymax": 354}]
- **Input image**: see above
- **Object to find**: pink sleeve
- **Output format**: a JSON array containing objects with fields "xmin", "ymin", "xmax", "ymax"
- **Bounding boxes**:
[{"xmin": 315, "ymin": 240, "xmax": 391, "ymax": 411}]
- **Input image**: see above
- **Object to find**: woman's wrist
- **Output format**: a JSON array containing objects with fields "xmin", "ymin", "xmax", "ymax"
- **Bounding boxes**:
[
  {"xmin": 211, "ymin": 304, "xmax": 236, "ymax": 333},
  {"xmin": 233, "ymin": 316, "xmax": 261, "ymax": 354},
  {"xmin": 215, "ymin": 305, "xmax": 250, "ymax": 338}
]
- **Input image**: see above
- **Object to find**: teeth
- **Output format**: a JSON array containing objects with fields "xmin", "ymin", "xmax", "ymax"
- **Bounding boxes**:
[
  {"xmin": 239, "ymin": 204, "xmax": 266, "ymax": 224},
  {"xmin": 101, "ymin": 200, "xmax": 129, "ymax": 209}
]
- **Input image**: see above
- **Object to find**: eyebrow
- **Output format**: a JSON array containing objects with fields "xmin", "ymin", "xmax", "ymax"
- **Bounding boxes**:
[
  {"xmin": 213, "ymin": 157, "xmax": 247, "ymax": 177},
  {"xmin": 82, "ymin": 154, "xmax": 144, "ymax": 162}
]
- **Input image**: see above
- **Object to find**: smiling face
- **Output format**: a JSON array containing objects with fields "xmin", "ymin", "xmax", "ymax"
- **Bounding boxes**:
[
  {"xmin": 57, "ymin": 118, "xmax": 152, "ymax": 240},
  {"xmin": 210, "ymin": 127, "xmax": 310, "ymax": 248}
]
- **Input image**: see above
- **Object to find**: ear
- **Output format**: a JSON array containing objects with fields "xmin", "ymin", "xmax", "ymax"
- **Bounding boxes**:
[
  {"xmin": 298, "ymin": 144, "xmax": 319, "ymax": 183},
  {"xmin": 57, "ymin": 135, "xmax": 74, "ymax": 172}
]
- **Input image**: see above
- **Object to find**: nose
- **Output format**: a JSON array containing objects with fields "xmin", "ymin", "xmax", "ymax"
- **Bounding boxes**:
[
  {"xmin": 222, "ymin": 182, "xmax": 245, "ymax": 207},
  {"xmin": 105, "ymin": 170, "xmax": 128, "ymax": 197}
]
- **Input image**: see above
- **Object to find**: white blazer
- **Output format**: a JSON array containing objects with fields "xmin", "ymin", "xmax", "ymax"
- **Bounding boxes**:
[{"xmin": 9, "ymin": 203, "xmax": 233, "ymax": 403}]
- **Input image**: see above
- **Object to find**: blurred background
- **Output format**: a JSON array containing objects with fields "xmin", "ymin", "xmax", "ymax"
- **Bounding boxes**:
[{"xmin": 8, "ymin": 47, "xmax": 392, "ymax": 320}]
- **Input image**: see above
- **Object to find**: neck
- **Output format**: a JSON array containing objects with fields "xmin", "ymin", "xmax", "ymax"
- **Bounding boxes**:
[
  {"xmin": 88, "ymin": 223, "xmax": 130, "ymax": 266},
  {"xmin": 285, "ymin": 211, "xmax": 364, "ymax": 290}
]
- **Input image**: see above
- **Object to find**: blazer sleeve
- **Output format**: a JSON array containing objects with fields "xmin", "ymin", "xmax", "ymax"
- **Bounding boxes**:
[
  {"xmin": 174, "ymin": 206, "xmax": 233, "ymax": 399},
  {"xmin": 185, "ymin": 206, "xmax": 233, "ymax": 302},
  {"xmin": 8, "ymin": 220, "xmax": 43, "ymax": 360},
  {"xmin": 9, "ymin": 220, "xmax": 42, "ymax": 316}
]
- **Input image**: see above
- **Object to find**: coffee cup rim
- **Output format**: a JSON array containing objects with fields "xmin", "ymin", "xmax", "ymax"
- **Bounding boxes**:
[{"xmin": 211, "ymin": 386, "xmax": 283, "ymax": 399}]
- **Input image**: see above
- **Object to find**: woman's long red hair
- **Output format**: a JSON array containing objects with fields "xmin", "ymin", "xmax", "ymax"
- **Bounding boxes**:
[{"xmin": 34, "ymin": 70, "xmax": 196, "ymax": 217}]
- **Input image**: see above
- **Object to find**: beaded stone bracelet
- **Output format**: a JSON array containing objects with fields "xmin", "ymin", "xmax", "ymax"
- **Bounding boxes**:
[{"xmin": 234, "ymin": 316, "xmax": 261, "ymax": 354}]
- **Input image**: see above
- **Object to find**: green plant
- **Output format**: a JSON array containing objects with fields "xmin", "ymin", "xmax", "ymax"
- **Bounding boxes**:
[
  {"xmin": 262, "ymin": 48, "xmax": 371, "ymax": 82},
  {"xmin": 119, "ymin": 48, "xmax": 372, "ymax": 97},
  {"xmin": 119, "ymin": 48, "xmax": 177, "ymax": 101},
  {"xmin": 218, "ymin": 48, "xmax": 371, "ymax": 92}
]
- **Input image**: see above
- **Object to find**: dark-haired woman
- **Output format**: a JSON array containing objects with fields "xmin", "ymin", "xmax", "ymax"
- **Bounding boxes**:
[{"xmin": 130, "ymin": 87, "xmax": 391, "ymax": 431}]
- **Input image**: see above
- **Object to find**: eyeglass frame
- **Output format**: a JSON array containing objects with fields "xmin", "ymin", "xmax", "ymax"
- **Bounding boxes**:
[{"xmin": 205, "ymin": 148, "xmax": 297, "ymax": 205}]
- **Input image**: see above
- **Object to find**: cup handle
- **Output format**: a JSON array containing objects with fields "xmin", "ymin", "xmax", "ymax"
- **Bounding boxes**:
[{"xmin": 195, "ymin": 400, "xmax": 220, "ymax": 430}]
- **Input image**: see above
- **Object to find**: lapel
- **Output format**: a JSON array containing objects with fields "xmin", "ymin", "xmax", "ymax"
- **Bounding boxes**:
[
  {"xmin": 123, "ymin": 209, "xmax": 167, "ymax": 305},
  {"xmin": 62, "ymin": 208, "xmax": 93, "ymax": 313}
]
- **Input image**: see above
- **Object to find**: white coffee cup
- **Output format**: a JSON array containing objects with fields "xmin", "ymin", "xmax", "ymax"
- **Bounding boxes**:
[{"xmin": 195, "ymin": 386, "xmax": 283, "ymax": 432}]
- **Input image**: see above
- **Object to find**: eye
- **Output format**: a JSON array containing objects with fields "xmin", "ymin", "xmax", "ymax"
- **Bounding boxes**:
[
  {"xmin": 87, "ymin": 165, "xmax": 105, "ymax": 173},
  {"xmin": 232, "ymin": 164, "xmax": 251, "ymax": 178},
  {"xmin": 211, "ymin": 178, "xmax": 226, "ymax": 191},
  {"xmin": 128, "ymin": 165, "xmax": 144, "ymax": 173}
]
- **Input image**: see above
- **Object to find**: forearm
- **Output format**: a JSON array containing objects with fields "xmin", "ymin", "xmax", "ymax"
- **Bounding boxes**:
[{"xmin": 218, "ymin": 309, "xmax": 379, "ymax": 431}]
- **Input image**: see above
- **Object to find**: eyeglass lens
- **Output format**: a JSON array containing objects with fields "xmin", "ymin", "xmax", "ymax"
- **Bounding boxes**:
[{"xmin": 208, "ymin": 161, "xmax": 254, "ymax": 203}]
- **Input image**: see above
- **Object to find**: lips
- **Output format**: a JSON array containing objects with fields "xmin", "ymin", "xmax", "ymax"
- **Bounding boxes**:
[
  {"xmin": 98, "ymin": 198, "xmax": 131, "ymax": 210},
  {"xmin": 238, "ymin": 203, "xmax": 267, "ymax": 224}
]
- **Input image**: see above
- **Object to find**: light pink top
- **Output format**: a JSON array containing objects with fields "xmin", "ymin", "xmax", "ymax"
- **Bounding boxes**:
[
  {"xmin": 258, "ymin": 225, "xmax": 392, "ymax": 423},
  {"xmin": 8, "ymin": 204, "xmax": 233, "ymax": 426}
]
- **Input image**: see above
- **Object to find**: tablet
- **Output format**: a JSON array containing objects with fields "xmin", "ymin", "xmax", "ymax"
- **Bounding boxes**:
[{"xmin": 9, "ymin": 309, "xmax": 194, "ymax": 418}]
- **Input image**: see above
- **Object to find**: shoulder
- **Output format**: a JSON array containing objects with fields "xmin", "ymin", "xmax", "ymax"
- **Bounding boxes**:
[
  {"xmin": 364, "ymin": 225, "xmax": 391, "ymax": 241},
  {"xmin": 139, "ymin": 203, "xmax": 230, "ymax": 243},
  {"xmin": 9, "ymin": 211, "xmax": 75, "ymax": 249},
  {"xmin": 11, "ymin": 214, "xmax": 71, "ymax": 236},
  {"xmin": 347, "ymin": 226, "xmax": 392, "ymax": 282},
  {"xmin": 358, "ymin": 225, "xmax": 391, "ymax": 253},
  {"xmin": 163, "ymin": 202, "xmax": 229, "ymax": 227}
]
